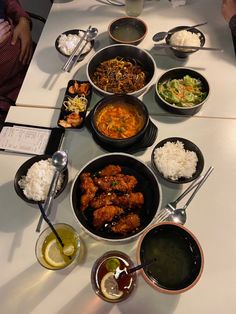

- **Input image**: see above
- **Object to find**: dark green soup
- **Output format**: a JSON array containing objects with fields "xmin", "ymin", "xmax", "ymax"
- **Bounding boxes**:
[{"xmin": 140, "ymin": 224, "xmax": 202, "ymax": 291}]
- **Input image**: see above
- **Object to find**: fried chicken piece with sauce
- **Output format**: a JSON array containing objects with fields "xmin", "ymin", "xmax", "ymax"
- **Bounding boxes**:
[
  {"xmin": 93, "ymin": 205, "xmax": 124, "ymax": 229},
  {"xmin": 114, "ymin": 192, "xmax": 144, "ymax": 209},
  {"xmin": 80, "ymin": 172, "xmax": 98, "ymax": 211},
  {"xmin": 99, "ymin": 165, "xmax": 122, "ymax": 177},
  {"xmin": 90, "ymin": 192, "xmax": 117, "ymax": 209},
  {"xmin": 111, "ymin": 213, "xmax": 140, "ymax": 234},
  {"xmin": 90, "ymin": 191, "xmax": 144, "ymax": 209},
  {"xmin": 93, "ymin": 174, "xmax": 137, "ymax": 193}
]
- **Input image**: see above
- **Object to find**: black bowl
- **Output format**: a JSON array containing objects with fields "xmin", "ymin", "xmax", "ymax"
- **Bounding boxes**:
[
  {"xmin": 151, "ymin": 137, "xmax": 204, "ymax": 184},
  {"xmin": 55, "ymin": 29, "xmax": 94, "ymax": 60},
  {"xmin": 90, "ymin": 94, "xmax": 149, "ymax": 149},
  {"xmin": 137, "ymin": 222, "xmax": 204, "ymax": 294},
  {"xmin": 86, "ymin": 44, "xmax": 156, "ymax": 97},
  {"xmin": 108, "ymin": 16, "xmax": 147, "ymax": 45},
  {"xmin": 70, "ymin": 153, "xmax": 162, "ymax": 242},
  {"xmin": 14, "ymin": 154, "xmax": 68, "ymax": 204},
  {"xmin": 155, "ymin": 67, "xmax": 210, "ymax": 115},
  {"xmin": 166, "ymin": 26, "xmax": 205, "ymax": 58}
]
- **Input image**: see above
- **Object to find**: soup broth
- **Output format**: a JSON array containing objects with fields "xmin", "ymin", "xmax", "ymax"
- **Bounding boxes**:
[
  {"xmin": 140, "ymin": 225, "xmax": 202, "ymax": 290},
  {"xmin": 95, "ymin": 102, "xmax": 146, "ymax": 139}
]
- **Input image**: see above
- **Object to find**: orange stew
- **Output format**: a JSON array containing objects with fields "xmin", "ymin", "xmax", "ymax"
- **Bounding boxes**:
[{"xmin": 96, "ymin": 102, "xmax": 145, "ymax": 139}]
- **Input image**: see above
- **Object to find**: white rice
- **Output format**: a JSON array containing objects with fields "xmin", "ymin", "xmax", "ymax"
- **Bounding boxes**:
[
  {"xmin": 154, "ymin": 141, "xmax": 198, "ymax": 180},
  {"xmin": 18, "ymin": 159, "xmax": 64, "ymax": 201},
  {"xmin": 170, "ymin": 30, "xmax": 201, "ymax": 51},
  {"xmin": 58, "ymin": 31, "xmax": 92, "ymax": 56}
]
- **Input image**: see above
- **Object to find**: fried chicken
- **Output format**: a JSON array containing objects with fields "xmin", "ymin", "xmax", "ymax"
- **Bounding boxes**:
[
  {"xmin": 93, "ymin": 205, "xmax": 124, "ymax": 229},
  {"xmin": 111, "ymin": 213, "xmax": 140, "ymax": 234},
  {"xmin": 93, "ymin": 174, "xmax": 137, "ymax": 192},
  {"xmin": 80, "ymin": 172, "xmax": 98, "ymax": 211},
  {"xmin": 99, "ymin": 165, "xmax": 122, "ymax": 177},
  {"xmin": 90, "ymin": 192, "xmax": 117, "ymax": 208},
  {"xmin": 90, "ymin": 192, "xmax": 144, "ymax": 209}
]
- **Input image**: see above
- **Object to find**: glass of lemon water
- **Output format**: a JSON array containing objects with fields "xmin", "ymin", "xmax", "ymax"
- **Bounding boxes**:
[
  {"xmin": 35, "ymin": 223, "xmax": 81, "ymax": 270},
  {"xmin": 91, "ymin": 250, "xmax": 137, "ymax": 302}
]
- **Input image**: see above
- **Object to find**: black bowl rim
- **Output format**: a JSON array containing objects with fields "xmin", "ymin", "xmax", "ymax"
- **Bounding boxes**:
[
  {"xmin": 166, "ymin": 25, "xmax": 205, "ymax": 54},
  {"xmin": 155, "ymin": 67, "xmax": 210, "ymax": 111},
  {"xmin": 86, "ymin": 43, "xmax": 156, "ymax": 96},
  {"xmin": 14, "ymin": 154, "xmax": 69, "ymax": 204},
  {"xmin": 70, "ymin": 152, "xmax": 162, "ymax": 242},
  {"xmin": 55, "ymin": 29, "xmax": 94, "ymax": 58},
  {"xmin": 137, "ymin": 221, "xmax": 204, "ymax": 294},
  {"xmin": 90, "ymin": 94, "xmax": 150, "ymax": 144},
  {"xmin": 151, "ymin": 136, "xmax": 204, "ymax": 184},
  {"xmin": 108, "ymin": 16, "xmax": 147, "ymax": 44}
]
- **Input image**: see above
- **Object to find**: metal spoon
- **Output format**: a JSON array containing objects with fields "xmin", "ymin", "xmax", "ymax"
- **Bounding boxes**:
[
  {"xmin": 114, "ymin": 258, "xmax": 157, "ymax": 280},
  {"xmin": 152, "ymin": 22, "xmax": 207, "ymax": 42},
  {"xmin": 169, "ymin": 166, "xmax": 214, "ymax": 225},
  {"xmin": 36, "ymin": 151, "xmax": 68, "ymax": 232},
  {"xmin": 63, "ymin": 27, "xmax": 98, "ymax": 72}
]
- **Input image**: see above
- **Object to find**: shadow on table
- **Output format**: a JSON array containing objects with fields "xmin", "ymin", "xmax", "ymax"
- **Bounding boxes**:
[
  {"xmin": 0, "ymin": 181, "xmax": 37, "ymax": 233},
  {"xmin": 56, "ymin": 273, "xmax": 180, "ymax": 314},
  {"xmin": 0, "ymin": 262, "xmax": 73, "ymax": 314}
]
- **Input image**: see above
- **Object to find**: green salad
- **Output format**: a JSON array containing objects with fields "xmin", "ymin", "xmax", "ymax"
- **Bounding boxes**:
[{"xmin": 158, "ymin": 75, "xmax": 207, "ymax": 107}]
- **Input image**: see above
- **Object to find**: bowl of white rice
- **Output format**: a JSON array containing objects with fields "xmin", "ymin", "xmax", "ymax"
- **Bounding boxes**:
[
  {"xmin": 55, "ymin": 29, "xmax": 94, "ymax": 61},
  {"xmin": 14, "ymin": 155, "xmax": 68, "ymax": 204},
  {"xmin": 151, "ymin": 137, "xmax": 204, "ymax": 184},
  {"xmin": 165, "ymin": 26, "xmax": 205, "ymax": 58}
]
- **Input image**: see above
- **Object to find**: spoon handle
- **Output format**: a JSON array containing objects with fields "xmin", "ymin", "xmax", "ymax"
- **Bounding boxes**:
[
  {"xmin": 62, "ymin": 25, "xmax": 91, "ymax": 72},
  {"xmin": 169, "ymin": 22, "xmax": 207, "ymax": 34},
  {"xmin": 36, "ymin": 170, "xmax": 60, "ymax": 232},
  {"xmin": 173, "ymin": 175, "xmax": 204, "ymax": 206},
  {"xmin": 183, "ymin": 166, "xmax": 214, "ymax": 210},
  {"xmin": 38, "ymin": 202, "xmax": 64, "ymax": 247}
]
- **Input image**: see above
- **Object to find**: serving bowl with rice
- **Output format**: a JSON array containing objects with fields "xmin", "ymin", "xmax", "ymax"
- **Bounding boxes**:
[
  {"xmin": 165, "ymin": 26, "xmax": 205, "ymax": 58},
  {"xmin": 151, "ymin": 137, "xmax": 204, "ymax": 184},
  {"xmin": 55, "ymin": 29, "xmax": 94, "ymax": 61},
  {"xmin": 14, "ymin": 155, "xmax": 68, "ymax": 204}
]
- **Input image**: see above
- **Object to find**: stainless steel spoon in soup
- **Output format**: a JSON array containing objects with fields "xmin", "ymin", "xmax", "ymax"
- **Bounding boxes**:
[
  {"xmin": 36, "ymin": 151, "xmax": 68, "ymax": 232},
  {"xmin": 152, "ymin": 22, "xmax": 207, "ymax": 42}
]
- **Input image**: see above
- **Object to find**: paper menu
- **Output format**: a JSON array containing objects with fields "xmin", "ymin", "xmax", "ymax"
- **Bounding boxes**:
[{"xmin": 0, "ymin": 126, "xmax": 51, "ymax": 155}]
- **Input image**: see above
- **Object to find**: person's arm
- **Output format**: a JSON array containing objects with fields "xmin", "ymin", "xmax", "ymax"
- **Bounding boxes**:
[
  {"xmin": 5, "ymin": 0, "xmax": 32, "ymax": 64},
  {"xmin": 222, "ymin": 0, "xmax": 236, "ymax": 53},
  {"xmin": 6, "ymin": 0, "xmax": 30, "ymax": 24}
]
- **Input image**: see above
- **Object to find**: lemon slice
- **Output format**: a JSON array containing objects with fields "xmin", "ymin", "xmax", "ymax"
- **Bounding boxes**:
[
  {"xmin": 100, "ymin": 272, "xmax": 123, "ymax": 300},
  {"xmin": 62, "ymin": 244, "xmax": 75, "ymax": 256},
  {"xmin": 105, "ymin": 258, "xmax": 120, "ymax": 272},
  {"xmin": 44, "ymin": 239, "xmax": 67, "ymax": 268}
]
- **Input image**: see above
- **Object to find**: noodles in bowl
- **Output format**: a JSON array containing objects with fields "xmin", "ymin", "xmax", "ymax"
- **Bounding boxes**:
[{"xmin": 87, "ymin": 44, "xmax": 156, "ymax": 97}]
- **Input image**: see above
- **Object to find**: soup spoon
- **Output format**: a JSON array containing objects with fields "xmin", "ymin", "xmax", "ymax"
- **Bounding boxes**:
[
  {"xmin": 152, "ymin": 22, "xmax": 207, "ymax": 42},
  {"xmin": 169, "ymin": 166, "xmax": 214, "ymax": 225},
  {"xmin": 36, "ymin": 151, "xmax": 68, "ymax": 232}
]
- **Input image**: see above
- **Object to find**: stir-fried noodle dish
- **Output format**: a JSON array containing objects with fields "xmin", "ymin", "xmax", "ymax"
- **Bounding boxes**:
[{"xmin": 91, "ymin": 57, "xmax": 147, "ymax": 94}]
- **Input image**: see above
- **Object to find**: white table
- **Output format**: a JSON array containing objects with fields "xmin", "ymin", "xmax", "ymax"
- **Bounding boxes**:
[
  {"xmin": 1, "ymin": 106, "xmax": 236, "ymax": 313},
  {"xmin": 1, "ymin": 0, "xmax": 236, "ymax": 313},
  {"xmin": 16, "ymin": 0, "xmax": 236, "ymax": 118}
]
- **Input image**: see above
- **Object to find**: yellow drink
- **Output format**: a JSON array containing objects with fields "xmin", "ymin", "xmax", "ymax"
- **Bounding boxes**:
[{"xmin": 35, "ymin": 223, "xmax": 80, "ymax": 270}]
